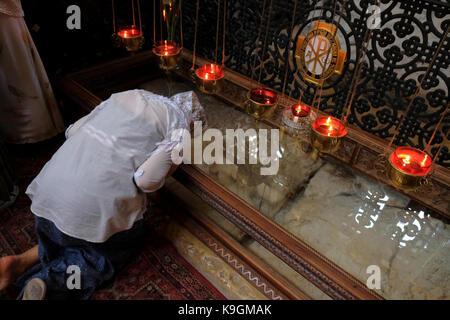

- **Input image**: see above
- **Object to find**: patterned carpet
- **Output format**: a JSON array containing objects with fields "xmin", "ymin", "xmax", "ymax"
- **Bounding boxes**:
[{"xmin": 0, "ymin": 134, "xmax": 225, "ymax": 300}]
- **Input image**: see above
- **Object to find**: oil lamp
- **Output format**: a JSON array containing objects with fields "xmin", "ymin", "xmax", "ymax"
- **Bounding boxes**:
[
  {"xmin": 291, "ymin": 103, "xmax": 311, "ymax": 117},
  {"xmin": 111, "ymin": 0, "xmax": 144, "ymax": 53},
  {"xmin": 116, "ymin": 25, "xmax": 144, "ymax": 52},
  {"xmin": 152, "ymin": 0, "xmax": 183, "ymax": 71},
  {"xmin": 310, "ymin": 115, "xmax": 347, "ymax": 154},
  {"xmin": 387, "ymin": 146, "xmax": 433, "ymax": 190},
  {"xmin": 282, "ymin": 102, "xmax": 316, "ymax": 132},
  {"xmin": 244, "ymin": 88, "xmax": 278, "ymax": 120},
  {"xmin": 152, "ymin": 40, "xmax": 182, "ymax": 71},
  {"xmin": 195, "ymin": 63, "xmax": 225, "ymax": 94}
]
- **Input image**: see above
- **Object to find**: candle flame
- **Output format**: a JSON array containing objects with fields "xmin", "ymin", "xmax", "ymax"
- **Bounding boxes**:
[
  {"xmin": 163, "ymin": 9, "xmax": 166, "ymax": 21},
  {"xmin": 118, "ymin": 28, "xmax": 141, "ymax": 38},
  {"xmin": 327, "ymin": 126, "xmax": 334, "ymax": 136},
  {"xmin": 421, "ymin": 154, "xmax": 428, "ymax": 167},
  {"xmin": 399, "ymin": 155, "xmax": 411, "ymax": 166},
  {"xmin": 325, "ymin": 117, "xmax": 333, "ymax": 136}
]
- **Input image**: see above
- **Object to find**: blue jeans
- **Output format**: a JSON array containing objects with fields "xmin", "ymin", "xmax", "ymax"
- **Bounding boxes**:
[{"xmin": 15, "ymin": 216, "xmax": 146, "ymax": 300}]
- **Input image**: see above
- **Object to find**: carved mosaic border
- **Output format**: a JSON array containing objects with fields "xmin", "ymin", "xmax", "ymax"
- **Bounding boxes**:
[{"xmin": 178, "ymin": 216, "xmax": 286, "ymax": 300}]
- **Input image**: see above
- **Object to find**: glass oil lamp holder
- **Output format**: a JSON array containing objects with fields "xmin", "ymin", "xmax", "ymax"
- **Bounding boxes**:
[
  {"xmin": 282, "ymin": 102, "xmax": 317, "ymax": 134},
  {"xmin": 244, "ymin": 88, "xmax": 278, "ymax": 121},
  {"xmin": 387, "ymin": 146, "xmax": 433, "ymax": 191},
  {"xmin": 152, "ymin": 40, "xmax": 182, "ymax": 71},
  {"xmin": 113, "ymin": 25, "xmax": 144, "ymax": 52},
  {"xmin": 195, "ymin": 64, "xmax": 225, "ymax": 94},
  {"xmin": 310, "ymin": 115, "xmax": 347, "ymax": 155}
]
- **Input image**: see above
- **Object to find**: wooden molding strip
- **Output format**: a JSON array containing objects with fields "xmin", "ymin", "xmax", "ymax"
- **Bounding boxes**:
[
  {"xmin": 68, "ymin": 50, "xmax": 155, "ymax": 82},
  {"xmin": 55, "ymin": 76, "xmax": 102, "ymax": 112}
]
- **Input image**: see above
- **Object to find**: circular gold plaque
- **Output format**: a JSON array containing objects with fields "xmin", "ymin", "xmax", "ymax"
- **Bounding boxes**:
[{"xmin": 295, "ymin": 21, "xmax": 346, "ymax": 85}]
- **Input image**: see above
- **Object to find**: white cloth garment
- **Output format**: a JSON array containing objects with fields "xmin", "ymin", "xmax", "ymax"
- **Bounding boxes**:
[
  {"xmin": 0, "ymin": 0, "xmax": 65, "ymax": 143},
  {"xmin": 26, "ymin": 89, "xmax": 206, "ymax": 243}
]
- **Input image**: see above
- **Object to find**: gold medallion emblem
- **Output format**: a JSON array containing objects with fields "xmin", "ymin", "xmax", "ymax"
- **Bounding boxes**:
[{"xmin": 295, "ymin": 21, "xmax": 346, "ymax": 85}]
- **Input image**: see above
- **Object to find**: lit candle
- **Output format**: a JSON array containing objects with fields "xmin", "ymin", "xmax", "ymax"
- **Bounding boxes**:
[
  {"xmin": 390, "ymin": 147, "xmax": 432, "ymax": 175},
  {"xmin": 118, "ymin": 27, "xmax": 142, "ymax": 39},
  {"xmin": 152, "ymin": 40, "xmax": 181, "ymax": 56},
  {"xmin": 290, "ymin": 103, "xmax": 311, "ymax": 117},
  {"xmin": 195, "ymin": 63, "xmax": 225, "ymax": 81},
  {"xmin": 312, "ymin": 116, "xmax": 347, "ymax": 137},
  {"xmin": 249, "ymin": 88, "xmax": 277, "ymax": 105}
]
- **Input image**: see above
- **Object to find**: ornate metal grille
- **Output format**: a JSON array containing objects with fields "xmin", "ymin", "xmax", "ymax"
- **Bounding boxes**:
[{"xmin": 181, "ymin": 0, "xmax": 450, "ymax": 167}]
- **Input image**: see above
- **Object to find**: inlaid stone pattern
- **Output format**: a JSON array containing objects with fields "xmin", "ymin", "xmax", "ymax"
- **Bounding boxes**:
[
  {"xmin": 165, "ymin": 220, "xmax": 268, "ymax": 300},
  {"xmin": 245, "ymin": 240, "xmax": 331, "ymax": 300}
]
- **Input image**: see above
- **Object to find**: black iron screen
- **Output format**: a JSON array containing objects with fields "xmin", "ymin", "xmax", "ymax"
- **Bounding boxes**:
[{"xmin": 181, "ymin": 0, "xmax": 450, "ymax": 167}]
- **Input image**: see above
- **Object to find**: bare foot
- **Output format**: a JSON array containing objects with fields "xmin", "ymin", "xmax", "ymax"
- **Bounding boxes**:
[
  {"xmin": 0, "ymin": 246, "xmax": 39, "ymax": 291},
  {"xmin": 0, "ymin": 255, "xmax": 20, "ymax": 290}
]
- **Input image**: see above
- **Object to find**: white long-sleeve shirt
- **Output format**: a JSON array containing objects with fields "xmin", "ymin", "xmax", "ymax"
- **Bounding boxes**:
[
  {"xmin": 66, "ymin": 114, "xmax": 175, "ymax": 193},
  {"xmin": 26, "ymin": 89, "xmax": 196, "ymax": 243}
]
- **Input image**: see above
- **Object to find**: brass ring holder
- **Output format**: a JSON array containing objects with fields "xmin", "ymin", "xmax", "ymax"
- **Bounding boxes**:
[
  {"xmin": 244, "ymin": 88, "xmax": 278, "ymax": 121},
  {"xmin": 152, "ymin": 41, "xmax": 182, "ymax": 72},
  {"xmin": 195, "ymin": 66, "xmax": 225, "ymax": 95},
  {"xmin": 386, "ymin": 155, "xmax": 433, "ymax": 191},
  {"xmin": 121, "ymin": 35, "xmax": 144, "ymax": 52},
  {"xmin": 310, "ymin": 117, "xmax": 348, "ymax": 156},
  {"xmin": 112, "ymin": 26, "xmax": 145, "ymax": 52}
]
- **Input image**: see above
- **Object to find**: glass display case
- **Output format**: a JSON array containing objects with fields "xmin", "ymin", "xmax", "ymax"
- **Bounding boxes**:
[{"xmin": 56, "ymin": 50, "xmax": 450, "ymax": 300}]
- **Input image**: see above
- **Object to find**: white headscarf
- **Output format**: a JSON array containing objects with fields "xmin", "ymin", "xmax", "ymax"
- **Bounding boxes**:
[{"xmin": 169, "ymin": 90, "xmax": 208, "ymax": 135}]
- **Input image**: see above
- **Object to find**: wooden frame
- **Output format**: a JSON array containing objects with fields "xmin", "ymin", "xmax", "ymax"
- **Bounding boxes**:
[{"xmin": 55, "ymin": 49, "xmax": 449, "ymax": 300}]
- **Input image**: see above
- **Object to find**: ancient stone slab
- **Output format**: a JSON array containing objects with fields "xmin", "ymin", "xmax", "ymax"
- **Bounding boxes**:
[{"xmin": 277, "ymin": 162, "xmax": 450, "ymax": 299}]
